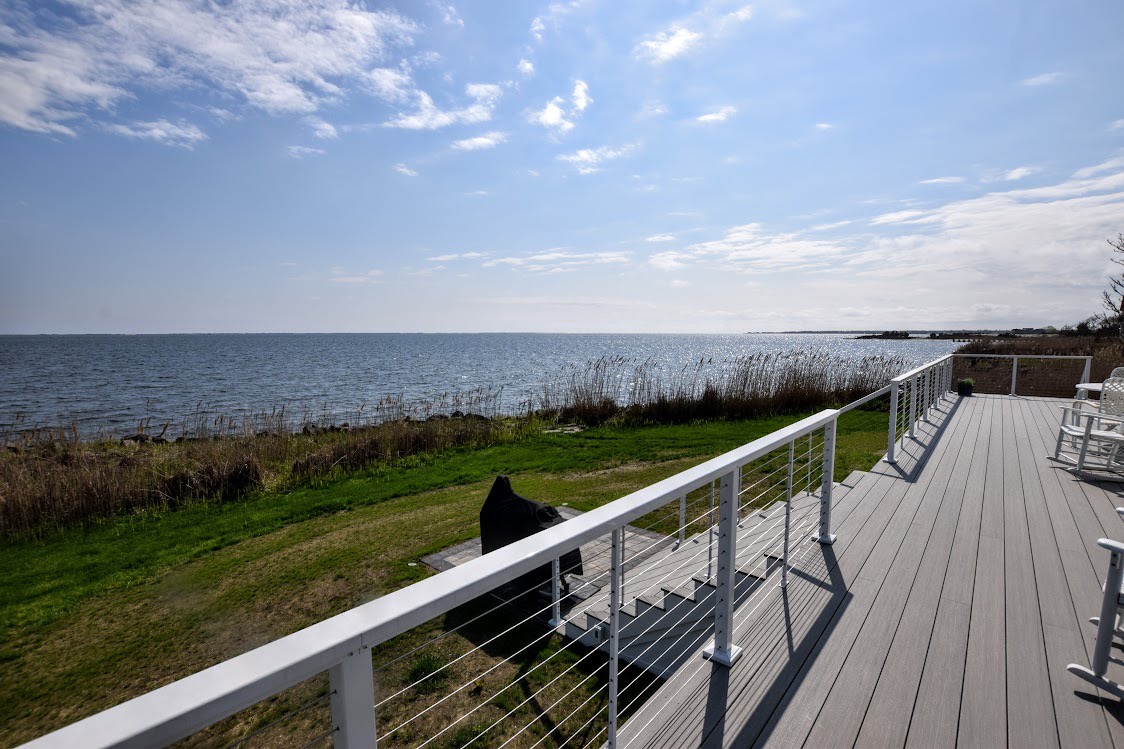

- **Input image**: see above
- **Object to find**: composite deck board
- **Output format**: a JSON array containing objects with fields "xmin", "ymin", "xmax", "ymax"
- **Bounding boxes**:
[
  {"xmin": 957, "ymin": 395, "xmax": 1008, "ymax": 748},
  {"xmin": 616, "ymin": 394, "xmax": 1124, "ymax": 749},
  {"xmin": 799, "ymin": 395, "xmax": 982, "ymax": 748},
  {"xmin": 1001, "ymin": 396, "xmax": 1060, "ymax": 748},
  {"xmin": 904, "ymin": 394, "xmax": 992, "ymax": 748},
  {"xmin": 1018, "ymin": 397, "xmax": 1124, "ymax": 749},
  {"xmin": 854, "ymin": 396, "xmax": 986, "ymax": 748},
  {"xmin": 1012, "ymin": 397, "xmax": 1115, "ymax": 748}
]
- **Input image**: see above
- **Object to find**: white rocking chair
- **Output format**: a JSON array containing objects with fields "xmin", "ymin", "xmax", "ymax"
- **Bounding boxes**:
[
  {"xmin": 1055, "ymin": 377, "xmax": 1124, "ymax": 472},
  {"xmin": 1068, "ymin": 509, "xmax": 1124, "ymax": 697}
]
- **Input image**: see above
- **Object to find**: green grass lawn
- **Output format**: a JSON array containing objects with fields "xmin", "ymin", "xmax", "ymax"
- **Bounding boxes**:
[{"xmin": 0, "ymin": 409, "xmax": 890, "ymax": 747}]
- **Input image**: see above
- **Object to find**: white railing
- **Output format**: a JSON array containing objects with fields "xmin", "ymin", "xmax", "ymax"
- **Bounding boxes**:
[
  {"xmin": 884, "ymin": 353, "xmax": 1093, "ymax": 464},
  {"xmin": 20, "ymin": 350, "xmax": 1097, "ymax": 748}
]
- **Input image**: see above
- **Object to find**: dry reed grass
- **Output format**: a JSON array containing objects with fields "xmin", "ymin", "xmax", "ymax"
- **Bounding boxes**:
[{"xmin": 539, "ymin": 352, "xmax": 904, "ymax": 425}]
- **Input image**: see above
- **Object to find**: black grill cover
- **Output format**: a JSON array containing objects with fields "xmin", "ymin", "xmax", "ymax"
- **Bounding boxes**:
[{"xmin": 480, "ymin": 476, "xmax": 583, "ymax": 590}]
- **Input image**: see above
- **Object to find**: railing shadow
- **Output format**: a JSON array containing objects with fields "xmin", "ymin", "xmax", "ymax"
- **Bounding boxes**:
[
  {"xmin": 879, "ymin": 395, "xmax": 963, "ymax": 483},
  {"xmin": 697, "ymin": 543, "xmax": 849, "ymax": 747}
]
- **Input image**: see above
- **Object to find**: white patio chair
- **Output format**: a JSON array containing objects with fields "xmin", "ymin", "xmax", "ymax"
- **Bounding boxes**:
[
  {"xmin": 1055, "ymin": 377, "xmax": 1124, "ymax": 471},
  {"xmin": 1069, "ymin": 509, "xmax": 1124, "ymax": 697},
  {"xmin": 1112, "ymin": 367, "xmax": 1124, "ymax": 378}
]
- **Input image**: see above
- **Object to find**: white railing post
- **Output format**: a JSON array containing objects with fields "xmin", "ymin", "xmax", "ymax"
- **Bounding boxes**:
[
  {"xmin": 607, "ymin": 528, "xmax": 621, "ymax": 748},
  {"xmin": 329, "ymin": 648, "xmax": 376, "ymax": 749},
  {"xmin": 548, "ymin": 558, "xmax": 562, "ymax": 627},
  {"xmin": 677, "ymin": 495, "xmax": 686, "ymax": 548},
  {"xmin": 1011, "ymin": 356, "xmax": 1019, "ymax": 396},
  {"xmin": 1083, "ymin": 356, "xmax": 1093, "ymax": 384},
  {"xmin": 909, "ymin": 375, "xmax": 918, "ymax": 438},
  {"xmin": 703, "ymin": 469, "xmax": 743, "ymax": 667},
  {"xmin": 781, "ymin": 441, "xmax": 793, "ymax": 589},
  {"xmin": 922, "ymin": 369, "xmax": 931, "ymax": 423},
  {"xmin": 815, "ymin": 419, "xmax": 837, "ymax": 544},
  {"xmin": 707, "ymin": 480, "xmax": 715, "ymax": 581},
  {"xmin": 885, "ymin": 381, "xmax": 899, "ymax": 464},
  {"xmin": 619, "ymin": 530, "xmax": 625, "ymax": 604}
]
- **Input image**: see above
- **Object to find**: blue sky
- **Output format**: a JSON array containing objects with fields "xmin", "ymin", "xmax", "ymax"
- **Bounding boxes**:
[{"xmin": 1, "ymin": 0, "xmax": 1122, "ymax": 334}]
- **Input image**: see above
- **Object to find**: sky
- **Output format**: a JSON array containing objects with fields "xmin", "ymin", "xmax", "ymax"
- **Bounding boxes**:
[{"xmin": 1, "ymin": 0, "xmax": 1123, "ymax": 334}]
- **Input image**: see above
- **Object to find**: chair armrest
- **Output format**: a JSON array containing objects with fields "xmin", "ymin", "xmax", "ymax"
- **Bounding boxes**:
[
  {"xmin": 1097, "ymin": 538, "xmax": 1124, "ymax": 554},
  {"xmin": 1063, "ymin": 408, "xmax": 1124, "ymax": 425}
]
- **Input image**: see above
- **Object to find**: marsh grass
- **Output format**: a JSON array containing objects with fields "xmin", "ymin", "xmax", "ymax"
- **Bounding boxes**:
[{"xmin": 540, "ymin": 352, "xmax": 903, "ymax": 425}]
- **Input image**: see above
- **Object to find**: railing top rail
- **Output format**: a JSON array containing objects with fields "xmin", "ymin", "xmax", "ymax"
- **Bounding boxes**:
[
  {"xmin": 837, "ymin": 385, "xmax": 892, "ymax": 414},
  {"xmin": 951, "ymin": 353, "xmax": 1092, "ymax": 360},
  {"xmin": 891, "ymin": 355, "xmax": 954, "ymax": 383},
  {"xmin": 23, "ymin": 407, "xmax": 841, "ymax": 749}
]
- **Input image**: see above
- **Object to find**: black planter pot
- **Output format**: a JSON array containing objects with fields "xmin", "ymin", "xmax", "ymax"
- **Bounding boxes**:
[{"xmin": 957, "ymin": 382, "xmax": 974, "ymax": 396}]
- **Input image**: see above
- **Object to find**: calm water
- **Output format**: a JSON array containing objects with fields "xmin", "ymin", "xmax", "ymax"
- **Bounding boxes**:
[{"xmin": 0, "ymin": 333, "xmax": 960, "ymax": 436}]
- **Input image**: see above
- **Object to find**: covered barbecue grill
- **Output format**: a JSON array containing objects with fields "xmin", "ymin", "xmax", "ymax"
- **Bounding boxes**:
[{"xmin": 480, "ymin": 476, "xmax": 583, "ymax": 593}]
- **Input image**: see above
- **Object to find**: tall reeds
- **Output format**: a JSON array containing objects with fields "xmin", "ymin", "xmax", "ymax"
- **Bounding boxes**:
[{"xmin": 539, "ymin": 352, "xmax": 904, "ymax": 425}]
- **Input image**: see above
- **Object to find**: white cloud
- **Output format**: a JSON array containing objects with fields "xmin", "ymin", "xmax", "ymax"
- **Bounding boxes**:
[
  {"xmin": 814, "ymin": 122, "xmax": 834, "ymax": 131},
  {"xmin": 1110, "ymin": 119, "xmax": 1124, "ymax": 132},
  {"xmin": 634, "ymin": 3, "xmax": 755, "ymax": 65},
  {"xmin": 637, "ymin": 100, "xmax": 667, "ymax": 119},
  {"xmin": 724, "ymin": 6, "xmax": 754, "ymax": 23},
  {"xmin": 484, "ymin": 250, "xmax": 631, "ymax": 272},
  {"xmin": 869, "ymin": 209, "xmax": 931, "ymax": 225},
  {"xmin": 572, "ymin": 80, "xmax": 592, "ymax": 112},
  {"xmin": 634, "ymin": 27, "xmax": 703, "ymax": 63},
  {"xmin": 810, "ymin": 220, "xmax": 853, "ymax": 231},
  {"xmin": 530, "ymin": 17, "xmax": 545, "ymax": 42},
  {"xmin": 107, "ymin": 119, "xmax": 207, "ymax": 148},
  {"xmin": 384, "ymin": 83, "xmax": 502, "ymax": 130},
  {"xmin": 529, "ymin": 96, "xmax": 574, "ymax": 133},
  {"xmin": 0, "ymin": 0, "xmax": 416, "ymax": 135},
  {"xmin": 466, "ymin": 189, "xmax": 490, "ymax": 197},
  {"xmin": 518, "ymin": 59, "xmax": 535, "ymax": 77},
  {"xmin": 451, "ymin": 131, "xmax": 507, "ymax": 151},
  {"xmin": 425, "ymin": 252, "xmax": 486, "ymax": 262},
  {"xmin": 307, "ymin": 118, "xmax": 338, "ymax": 139},
  {"xmin": 1003, "ymin": 166, "xmax": 1040, "ymax": 181},
  {"xmin": 639, "ymin": 155, "xmax": 1124, "ymax": 328},
  {"xmin": 646, "ymin": 234, "xmax": 677, "ymax": 242},
  {"xmin": 393, "ymin": 163, "xmax": 418, "ymax": 176},
  {"xmin": 919, "ymin": 176, "xmax": 965, "ymax": 185},
  {"xmin": 329, "ymin": 269, "xmax": 384, "ymax": 284},
  {"xmin": 1020, "ymin": 72, "xmax": 1063, "ymax": 86},
  {"xmin": 557, "ymin": 143, "xmax": 639, "ymax": 174},
  {"xmin": 528, "ymin": 80, "xmax": 590, "ymax": 135},
  {"xmin": 287, "ymin": 145, "xmax": 325, "ymax": 159},
  {"xmin": 365, "ymin": 67, "xmax": 415, "ymax": 103},
  {"xmin": 435, "ymin": 3, "xmax": 463, "ymax": 28},
  {"xmin": 697, "ymin": 106, "xmax": 736, "ymax": 123}
]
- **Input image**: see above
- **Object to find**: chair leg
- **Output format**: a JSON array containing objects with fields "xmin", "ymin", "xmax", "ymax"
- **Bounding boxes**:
[
  {"xmin": 1070, "ymin": 547, "xmax": 1124, "ymax": 695},
  {"xmin": 1077, "ymin": 420, "xmax": 1095, "ymax": 470},
  {"xmin": 1055, "ymin": 427, "xmax": 1067, "ymax": 460}
]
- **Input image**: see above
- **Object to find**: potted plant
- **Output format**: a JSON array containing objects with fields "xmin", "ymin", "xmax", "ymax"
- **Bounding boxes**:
[{"xmin": 957, "ymin": 377, "xmax": 974, "ymax": 396}]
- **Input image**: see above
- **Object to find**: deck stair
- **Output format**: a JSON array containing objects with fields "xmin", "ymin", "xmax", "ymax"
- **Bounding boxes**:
[{"xmin": 559, "ymin": 475, "xmax": 863, "ymax": 674}]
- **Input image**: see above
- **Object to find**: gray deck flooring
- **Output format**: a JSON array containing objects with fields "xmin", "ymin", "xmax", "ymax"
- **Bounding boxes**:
[{"xmin": 619, "ymin": 394, "xmax": 1124, "ymax": 748}]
